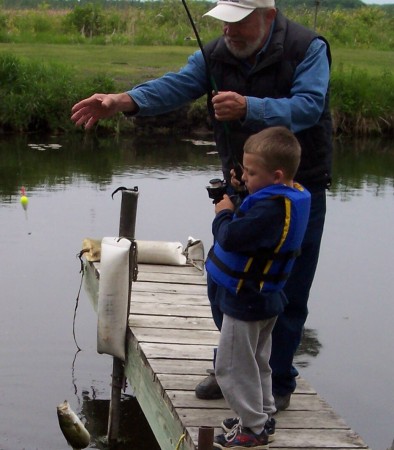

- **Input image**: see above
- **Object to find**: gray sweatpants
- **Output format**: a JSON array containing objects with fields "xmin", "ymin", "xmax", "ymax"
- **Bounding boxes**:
[{"xmin": 215, "ymin": 314, "xmax": 277, "ymax": 435}]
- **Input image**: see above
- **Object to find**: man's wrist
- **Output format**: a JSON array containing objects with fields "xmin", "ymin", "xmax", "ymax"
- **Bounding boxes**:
[{"xmin": 118, "ymin": 92, "xmax": 139, "ymax": 115}]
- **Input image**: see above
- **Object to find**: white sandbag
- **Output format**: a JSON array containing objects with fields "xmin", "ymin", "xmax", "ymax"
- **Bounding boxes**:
[
  {"xmin": 136, "ymin": 240, "xmax": 187, "ymax": 265},
  {"xmin": 97, "ymin": 237, "xmax": 131, "ymax": 360},
  {"xmin": 81, "ymin": 238, "xmax": 188, "ymax": 266},
  {"xmin": 184, "ymin": 236, "xmax": 205, "ymax": 272}
]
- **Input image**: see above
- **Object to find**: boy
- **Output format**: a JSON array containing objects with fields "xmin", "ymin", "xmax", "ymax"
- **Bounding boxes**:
[{"xmin": 205, "ymin": 126, "xmax": 311, "ymax": 449}]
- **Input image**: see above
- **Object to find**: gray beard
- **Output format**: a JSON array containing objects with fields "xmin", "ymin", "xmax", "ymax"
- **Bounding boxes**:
[{"xmin": 224, "ymin": 35, "xmax": 264, "ymax": 60}]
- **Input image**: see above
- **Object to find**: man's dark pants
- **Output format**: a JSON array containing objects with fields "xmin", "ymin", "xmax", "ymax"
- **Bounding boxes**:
[{"xmin": 207, "ymin": 189, "xmax": 327, "ymax": 396}]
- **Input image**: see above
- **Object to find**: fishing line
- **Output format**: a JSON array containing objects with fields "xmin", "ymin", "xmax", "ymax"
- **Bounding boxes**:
[
  {"xmin": 72, "ymin": 250, "xmax": 88, "ymax": 352},
  {"xmin": 71, "ymin": 348, "xmax": 82, "ymax": 404},
  {"xmin": 70, "ymin": 252, "xmax": 87, "ymax": 406},
  {"xmin": 181, "ymin": 0, "xmax": 244, "ymax": 181}
]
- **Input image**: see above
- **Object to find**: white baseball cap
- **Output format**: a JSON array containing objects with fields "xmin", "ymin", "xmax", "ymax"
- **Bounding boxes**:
[{"xmin": 204, "ymin": 0, "xmax": 275, "ymax": 23}]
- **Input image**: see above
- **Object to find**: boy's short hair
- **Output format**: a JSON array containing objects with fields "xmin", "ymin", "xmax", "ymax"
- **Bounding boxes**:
[{"xmin": 244, "ymin": 126, "xmax": 301, "ymax": 179}]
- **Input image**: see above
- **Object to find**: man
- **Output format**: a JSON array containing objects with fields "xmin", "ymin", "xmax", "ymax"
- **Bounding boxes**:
[{"xmin": 71, "ymin": 0, "xmax": 332, "ymax": 412}]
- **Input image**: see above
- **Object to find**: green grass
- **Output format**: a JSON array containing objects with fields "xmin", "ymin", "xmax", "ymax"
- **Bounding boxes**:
[
  {"xmin": 332, "ymin": 48, "xmax": 394, "ymax": 76},
  {"xmin": 2, "ymin": 42, "xmax": 392, "ymax": 87},
  {"xmin": 0, "ymin": 43, "xmax": 195, "ymax": 89}
]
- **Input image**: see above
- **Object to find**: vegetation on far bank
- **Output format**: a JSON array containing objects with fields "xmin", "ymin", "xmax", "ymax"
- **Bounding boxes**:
[
  {"xmin": 3, "ymin": 0, "xmax": 392, "ymax": 10},
  {"xmin": 1, "ymin": 1, "xmax": 393, "ymax": 50},
  {"xmin": 0, "ymin": 2, "xmax": 393, "ymax": 136}
]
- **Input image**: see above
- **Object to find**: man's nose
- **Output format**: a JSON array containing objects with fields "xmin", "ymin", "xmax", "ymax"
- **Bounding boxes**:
[{"xmin": 224, "ymin": 23, "xmax": 237, "ymax": 35}]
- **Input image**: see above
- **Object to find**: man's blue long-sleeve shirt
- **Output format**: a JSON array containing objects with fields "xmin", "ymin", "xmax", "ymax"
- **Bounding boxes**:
[{"xmin": 127, "ymin": 38, "xmax": 329, "ymax": 134}]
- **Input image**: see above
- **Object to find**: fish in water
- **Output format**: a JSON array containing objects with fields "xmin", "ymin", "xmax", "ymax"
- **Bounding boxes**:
[{"xmin": 57, "ymin": 400, "xmax": 90, "ymax": 449}]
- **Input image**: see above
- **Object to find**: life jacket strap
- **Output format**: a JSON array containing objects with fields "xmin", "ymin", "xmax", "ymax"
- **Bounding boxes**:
[{"xmin": 207, "ymin": 247, "xmax": 301, "ymax": 284}]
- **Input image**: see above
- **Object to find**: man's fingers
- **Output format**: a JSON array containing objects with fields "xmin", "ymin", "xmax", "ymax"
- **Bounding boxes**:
[
  {"xmin": 85, "ymin": 116, "xmax": 98, "ymax": 130},
  {"xmin": 71, "ymin": 106, "xmax": 92, "ymax": 126}
]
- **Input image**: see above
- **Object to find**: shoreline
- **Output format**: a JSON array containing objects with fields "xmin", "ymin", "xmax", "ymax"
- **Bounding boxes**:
[{"xmin": 113, "ymin": 105, "xmax": 394, "ymax": 138}]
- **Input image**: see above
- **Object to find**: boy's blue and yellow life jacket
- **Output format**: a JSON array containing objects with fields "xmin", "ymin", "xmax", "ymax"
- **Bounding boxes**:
[{"xmin": 205, "ymin": 183, "xmax": 311, "ymax": 295}]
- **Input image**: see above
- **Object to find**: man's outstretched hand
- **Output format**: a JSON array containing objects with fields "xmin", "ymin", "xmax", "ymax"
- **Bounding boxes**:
[{"xmin": 71, "ymin": 93, "xmax": 137, "ymax": 129}]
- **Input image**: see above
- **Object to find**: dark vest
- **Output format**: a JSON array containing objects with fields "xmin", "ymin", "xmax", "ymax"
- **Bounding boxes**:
[{"xmin": 203, "ymin": 10, "xmax": 333, "ymax": 190}]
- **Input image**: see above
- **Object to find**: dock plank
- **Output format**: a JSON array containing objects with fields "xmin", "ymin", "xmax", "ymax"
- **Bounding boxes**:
[
  {"xmin": 166, "ymin": 391, "xmax": 331, "ymax": 411},
  {"xmin": 157, "ymin": 373, "xmax": 316, "ymax": 394},
  {"xmin": 137, "ymin": 271, "xmax": 207, "ymax": 285},
  {"xmin": 186, "ymin": 428, "xmax": 369, "ymax": 448},
  {"xmin": 129, "ymin": 314, "xmax": 217, "ymax": 330},
  {"xmin": 178, "ymin": 408, "xmax": 348, "ymax": 429},
  {"xmin": 85, "ymin": 260, "xmax": 370, "ymax": 450},
  {"xmin": 131, "ymin": 291, "xmax": 210, "ymax": 306},
  {"xmin": 138, "ymin": 263, "xmax": 204, "ymax": 275},
  {"xmin": 129, "ymin": 303, "xmax": 213, "ymax": 318},
  {"xmin": 132, "ymin": 281, "xmax": 207, "ymax": 295},
  {"xmin": 132, "ymin": 327, "xmax": 220, "ymax": 345}
]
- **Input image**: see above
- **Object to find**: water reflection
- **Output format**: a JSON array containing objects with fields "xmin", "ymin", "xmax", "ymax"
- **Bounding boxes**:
[
  {"xmin": 2, "ymin": 134, "xmax": 393, "ymax": 199},
  {"xmin": 0, "ymin": 133, "xmax": 218, "ymax": 200},
  {"xmin": 294, "ymin": 328, "xmax": 322, "ymax": 368},
  {"xmin": 330, "ymin": 136, "xmax": 394, "ymax": 199},
  {"xmin": 80, "ymin": 395, "xmax": 160, "ymax": 450}
]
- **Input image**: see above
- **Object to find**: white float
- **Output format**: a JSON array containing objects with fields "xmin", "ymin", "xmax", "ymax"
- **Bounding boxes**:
[
  {"xmin": 91, "ymin": 237, "xmax": 204, "ymax": 360},
  {"xmin": 136, "ymin": 240, "xmax": 187, "ymax": 265},
  {"xmin": 97, "ymin": 237, "xmax": 131, "ymax": 361}
]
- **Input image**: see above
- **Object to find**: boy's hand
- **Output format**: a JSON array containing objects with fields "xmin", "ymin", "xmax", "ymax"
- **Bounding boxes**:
[
  {"xmin": 230, "ymin": 168, "xmax": 247, "ymax": 196},
  {"xmin": 215, "ymin": 195, "xmax": 235, "ymax": 214},
  {"xmin": 230, "ymin": 168, "xmax": 242, "ymax": 189}
]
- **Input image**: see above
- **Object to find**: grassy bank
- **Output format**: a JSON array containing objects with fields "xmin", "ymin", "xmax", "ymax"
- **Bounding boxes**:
[
  {"xmin": 0, "ymin": 43, "xmax": 192, "ymax": 88},
  {"xmin": 0, "ymin": 45, "xmax": 393, "ymax": 136},
  {"xmin": 2, "ymin": 43, "xmax": 393, "ymax": 82}
]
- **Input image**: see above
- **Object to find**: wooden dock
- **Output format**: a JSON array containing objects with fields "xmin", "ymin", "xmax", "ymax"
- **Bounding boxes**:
[{"xmin": 85, "ymin": 259, "xmax": 370, "ymax": 450}]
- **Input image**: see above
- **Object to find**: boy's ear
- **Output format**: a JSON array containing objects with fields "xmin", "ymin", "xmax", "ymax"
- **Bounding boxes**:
[{"xmin": 273, "ymin": 169, "xmax": 285, "ymax": 183}]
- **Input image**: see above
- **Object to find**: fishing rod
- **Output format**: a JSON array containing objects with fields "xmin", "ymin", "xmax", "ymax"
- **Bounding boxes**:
[
  {"xmin": 181, "ymin": 0, "xmax": 218, "ymax": 93},
  {"xmin": 180, "ymin": 0, "xmax": 244, "ymax": 190}
]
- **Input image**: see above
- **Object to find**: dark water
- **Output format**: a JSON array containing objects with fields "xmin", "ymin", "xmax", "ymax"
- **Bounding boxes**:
[{"xmin": 0, "ymin": 133, "xmax": 393, "ymax": 450}]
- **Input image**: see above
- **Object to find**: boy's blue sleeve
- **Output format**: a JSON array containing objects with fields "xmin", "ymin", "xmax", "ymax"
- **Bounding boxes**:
[{"xmin": 212, "ymin": 201, "xmax": 284, "ymax": 254}]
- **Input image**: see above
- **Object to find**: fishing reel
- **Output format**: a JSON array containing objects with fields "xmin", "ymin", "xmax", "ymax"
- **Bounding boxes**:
[{"xmin": 206, "ymin": 178, "xmax": 227, "ymax": 204}]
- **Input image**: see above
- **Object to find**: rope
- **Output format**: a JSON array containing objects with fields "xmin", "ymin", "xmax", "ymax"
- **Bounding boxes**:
[
  {"xmin": 175, "ymin": 433, "xmax": 186, "ymax": 450},
  {"xmin": 72, "ymin": 250, "xmax": 87, "ymax": 352}
]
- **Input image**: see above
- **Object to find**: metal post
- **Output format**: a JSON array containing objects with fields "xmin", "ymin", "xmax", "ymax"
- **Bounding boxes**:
[
  {"xmin": 107, "ymin": 187, "xmax": 139, "ymax": 444},
  {"xmin": 198, "ymin": 426, "xmax": 214, "ymax": 450}
]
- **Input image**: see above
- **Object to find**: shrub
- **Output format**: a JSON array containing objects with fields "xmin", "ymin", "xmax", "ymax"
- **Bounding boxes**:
[
  {"xmin": 331, "ymin": 66, "xmax": 394, "ymax": 135},
  {"xmin": 63, "ymin": 3, "xmax": 105, "ymax": 38},
  {"xmin": 0, "ymin": 53, "xmax": 116, "ymax": 133}
]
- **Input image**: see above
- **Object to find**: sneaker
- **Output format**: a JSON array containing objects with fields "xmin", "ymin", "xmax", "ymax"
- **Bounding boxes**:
[
  {"xmin": 221, "ymin": 417, "xmax": 276, "ymax": 443},
  {"xmin": 195, "ymin": 369, "xmax": 223, "ymax": 400},
  {"xmin": 221, "ymin": 417, "xmax": 239, "ymax": 433},
  {"xmin": 264, "ymin": 417, "xmax": 276, "ymax": 442},
  {"xmin": 214, "ymin": 424, "xmax": 269, "ymax": 449},
  {"xmin": 273, "ymin": 393, "xmax": 291, "ymax": 411}
]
